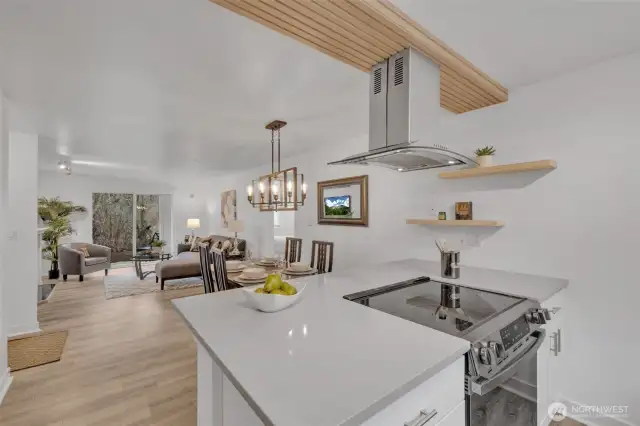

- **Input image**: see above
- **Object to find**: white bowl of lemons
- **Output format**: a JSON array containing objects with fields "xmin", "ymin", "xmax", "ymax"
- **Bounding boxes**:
[{"xmin": 242, "ymin": 274, "xmax": 305, "ymax": 313}]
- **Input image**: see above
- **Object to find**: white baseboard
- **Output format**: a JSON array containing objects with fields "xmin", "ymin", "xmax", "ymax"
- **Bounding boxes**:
[
  {"xmin": 560, "ymin": 398, "xmax": 637, "ymax": 426},
  {"xmin": 8, "ymin": 322, "xmax": 40, "ymax": 338},
  {"xmin": 0, "ymin": 368, "xmax": 13, "ymax": 405}
]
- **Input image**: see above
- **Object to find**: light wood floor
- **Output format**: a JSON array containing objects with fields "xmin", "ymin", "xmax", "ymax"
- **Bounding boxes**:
[
  {"xmin": 0, "ymin": 270, "xmax": 203, "ymax": 426},
  {"xmin": 0, "ymin": 270, "xmax": 584, "ymax": 426}
]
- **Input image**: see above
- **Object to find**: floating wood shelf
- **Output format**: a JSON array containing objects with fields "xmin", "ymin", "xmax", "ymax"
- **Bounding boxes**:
[
  {"xmin": 406, "ymin": 219, "xmax": 504, "ymax": 227},
  {"xmin": 439, "ymin": 160, "xmax": 557, "ymax": 180},
  {"xmin": 209, "ymin": 0, "xmax": 508, "ymax": 114}
]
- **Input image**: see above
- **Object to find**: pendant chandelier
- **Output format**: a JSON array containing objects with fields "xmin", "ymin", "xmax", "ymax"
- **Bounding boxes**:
[{"xmin": 246, "ymin": 120, "xmax": 307, "ymax": 211}]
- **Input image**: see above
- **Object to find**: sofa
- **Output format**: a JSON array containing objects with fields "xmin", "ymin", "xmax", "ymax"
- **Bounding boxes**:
[
  {"xmin": 59, "ymin": 242, "xmax": 112, "ymax": 282},
  {"xmin": 155, "ymin": 235, "xmax": 245, "ymax": 289}
]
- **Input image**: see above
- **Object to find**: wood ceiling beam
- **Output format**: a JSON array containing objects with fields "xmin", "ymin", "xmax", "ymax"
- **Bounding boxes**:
[
  {"xmin": 209, "ymin": 0, "xmax": 508, "ymax": 114},
  {"xmin": 379, "ymin": 0, "xmax": 507, "ymax": 96},
  {"xmin": 213, "ymin": 0, "xmax": 370, "ymax": 71}
]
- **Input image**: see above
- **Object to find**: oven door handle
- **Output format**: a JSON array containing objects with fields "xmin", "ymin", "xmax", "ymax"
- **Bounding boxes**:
[{"xmin": 470, "ymin": 329, "xmax": 546, "ymax": 396}]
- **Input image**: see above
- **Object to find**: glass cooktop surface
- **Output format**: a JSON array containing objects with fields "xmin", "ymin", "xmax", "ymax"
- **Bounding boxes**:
[{"xmin": 360, "ymin": 279, "xmax": 525, "ymax": 337}]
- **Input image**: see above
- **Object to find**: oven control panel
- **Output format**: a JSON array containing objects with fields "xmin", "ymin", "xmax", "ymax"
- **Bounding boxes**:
[{"xmin": 500, "ymin": 315, "xmax": 531, "ymax": 351}]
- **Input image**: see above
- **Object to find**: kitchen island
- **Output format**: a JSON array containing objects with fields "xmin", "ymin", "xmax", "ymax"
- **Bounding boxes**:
[{"xmin": 173, "ymin": 259, "xmax": 568, "ymax": 426}]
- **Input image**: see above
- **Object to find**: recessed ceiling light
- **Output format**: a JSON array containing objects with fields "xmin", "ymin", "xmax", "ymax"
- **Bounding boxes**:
[
  {"xmin": 397, "ymin": 168, "xmax": 405, "ymax": 172},
  {"xmin": 448, "ymin": 160, "xmax": 456, "ymax": 164}
]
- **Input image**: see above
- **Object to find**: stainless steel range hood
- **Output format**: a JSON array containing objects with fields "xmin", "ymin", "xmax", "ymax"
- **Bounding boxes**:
[{"xmin": 329, "ymin": 48, "xmax": 476, "ymax": 172}]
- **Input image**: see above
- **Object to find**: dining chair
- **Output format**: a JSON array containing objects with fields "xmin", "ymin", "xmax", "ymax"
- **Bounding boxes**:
[
  {"xmin": 284, "ymin": 237, "xmax": 302, "ymax": 263},
  {"xmin": 198, "ymin": 243, "xmax": 215, "ymax": 294},
  {"xmin": 210, "ymin": 247, "xmax": 230, "ymax": 292},
  {"xmin": 310, "ymin": 240, "xmax": 334, "ymax": 274}
]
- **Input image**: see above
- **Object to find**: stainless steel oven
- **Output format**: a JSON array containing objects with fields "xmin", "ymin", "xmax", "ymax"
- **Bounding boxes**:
[{"xmin": 344, "ymin": 277, "xmax": 554, "ymax": 426}]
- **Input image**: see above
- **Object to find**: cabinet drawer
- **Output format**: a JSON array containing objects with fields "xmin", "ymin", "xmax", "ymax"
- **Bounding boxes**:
[
  {"xmin": 436, "ymin": 400, "xmax": 465, "ymax": 426},
  {"xmin": 362, "ymin": 357, "xmax": 464, "ymax": 426}
]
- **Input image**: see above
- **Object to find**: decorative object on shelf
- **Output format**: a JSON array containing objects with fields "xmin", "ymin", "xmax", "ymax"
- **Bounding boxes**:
[
  {"xmin": 186, "ymin": 218, "xmax": 200, "ymax": 239},
  {"xmin": 317, "ymin": 175, "xmax": 368, "ymax": 227},
  {"xmin": 474, "ymin": 145, "xmax": 496, "ymax": 167},
  {"xmin": 220, "ymin": 189, "xmax": 237, "ymax": 227},
  {"xmin": 438, "ymin": 212, "xmax": 447, "ymax": 220},
  {"xmin": 38, "ymin": 197, "xmax": 87, "ymax": 280},
  {"xmin": 455, "ymin": 202, "xmax": 473, "ymax": 220},
  {"xmin": 184, "ymin": 234, "xmax": 190, "ymax": 243},
  {"xmin": 151, "ymin": 240, "xmax": 166, "ymax": 254},
  {"xmin": 246, "ymin": 120, "xmax": 306, "ymax": 211},
  {"xmin": 439, "ymin": 159, "xmax": 557, "ymax": 180},
  {"xmin": 227, "ymin": 220, "xmax": 245, "ymax": 257}
]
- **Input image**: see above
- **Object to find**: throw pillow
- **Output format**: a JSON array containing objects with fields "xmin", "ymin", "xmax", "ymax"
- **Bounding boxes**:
[
  {"xmin": 190, "ymin": 237, "xmax": 206, "ymax": 252},
  {"xmin": 221, "ymin": 239, "xmax": 232, "ymax": 253},
  {"xmin": 79, "ymin": 247, "xmax": 90, "ymax": 257},
  {"xmin": 208, "ymin": 240, "xmax": 223, "ymax": 254}
]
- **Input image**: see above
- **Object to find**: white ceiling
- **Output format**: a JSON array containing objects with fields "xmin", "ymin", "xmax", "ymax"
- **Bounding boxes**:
[{"xmin": 2, "ymin": 0, "xmax": 640, "ymax": 180}]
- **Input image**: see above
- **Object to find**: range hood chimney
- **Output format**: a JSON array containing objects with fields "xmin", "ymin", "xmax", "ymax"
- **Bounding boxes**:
[{"xmin": 329, "ymin": 47, "xmax": 475, "ymax": 172}]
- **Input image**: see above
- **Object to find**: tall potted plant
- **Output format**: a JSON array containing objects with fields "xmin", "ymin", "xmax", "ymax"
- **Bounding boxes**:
[{"xmin": 38, "ymin": 197, "xmax": 87, "ymax": 279}]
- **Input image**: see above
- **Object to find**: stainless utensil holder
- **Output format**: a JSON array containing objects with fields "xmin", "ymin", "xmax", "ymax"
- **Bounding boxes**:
[{"xmin": 440, "ymin": 251, "xmax": 460, "ymax": 279}]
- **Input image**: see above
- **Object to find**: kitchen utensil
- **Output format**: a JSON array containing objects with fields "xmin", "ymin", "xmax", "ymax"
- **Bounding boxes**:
[
  {"xmin": 243, "ymin": 267, "xmax": 267, "ymax": 279},
  {"xmin": 440, "ymin": 250, "xmax": 460, "ymax": 279},
  {"xmin": 283, "ymin": 267, "xmax": 318, "ymax": 276},
  {"xmin": 290, "ymin": 262, "xmax": 311, "ymax": 272},
  {"xmin": 234, "ymin": 275, "xmax": 268, "ymax": 285}
]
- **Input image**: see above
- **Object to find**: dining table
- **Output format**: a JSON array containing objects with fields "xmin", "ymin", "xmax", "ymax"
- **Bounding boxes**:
[{"xmin": 223, "ymin": 261, "xmax": 317, "ymax": 288}]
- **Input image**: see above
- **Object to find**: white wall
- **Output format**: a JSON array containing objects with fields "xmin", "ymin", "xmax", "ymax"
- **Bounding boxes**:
[
  {"xmin": 5, "ymin": 133, "xmax": 39, "ymax": 337},
  {"xmin": 274, "ymin": 211, "xmax": 295, "ymax": 237},
  {"xmin": 172, "ymin": 186, "xmax": 215, "ymax": 246},
  {"xmin": 208, "ymin": 171, "xmax": 281, "ymax": 258},
  {"xmin": 0, "ymin": 91, "xmax": 11, "ymax": 403},
  {"xmin": 209, "ymin": 52, "xmax": 640, "ymax": 423},
  {"xmin": 38, "ymin": 171, "xmax": 175, "ymax": 248}
]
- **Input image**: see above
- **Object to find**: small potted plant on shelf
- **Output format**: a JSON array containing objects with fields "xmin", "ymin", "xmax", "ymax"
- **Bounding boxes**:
[
  {"xmin": 474, "ymin": 145, "xmax": 496, "ymax": 167},
  {"xmin": 151, "ymin": 240, "xmax": 166, "ymax": 254}
]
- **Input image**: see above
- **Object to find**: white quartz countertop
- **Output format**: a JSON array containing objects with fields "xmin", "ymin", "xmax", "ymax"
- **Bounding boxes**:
[{"xmin": 173, "ymin": 259, "xmax": 568, "ymax": 426}]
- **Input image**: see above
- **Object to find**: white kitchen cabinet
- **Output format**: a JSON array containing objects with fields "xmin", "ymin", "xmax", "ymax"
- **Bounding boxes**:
[
  {"xmin": 222, "ymin": 375, "xmax": 263, "ymax": 426},
  {"xmin": 537, "ymin": 290, "xmax": 566, "ymax": 426},
  {"xmin": 197, "ymin": 340, "xmax": 465, "ymax": 426},
  {"xmin": 362, "ymin": 357, "xmax": 464, "ymax": 426},
  {"xmin": 436, "ymin": 400, "xmax": 465, "ymax": 426}
]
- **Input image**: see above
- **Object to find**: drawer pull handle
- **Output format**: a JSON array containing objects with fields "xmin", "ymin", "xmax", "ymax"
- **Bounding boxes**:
[
  {"xmin": 404, "ymin": 409, "xmax": 437, "ymax": 426},
  {"xmin": 550, "ymin": 332, "xmax": 559, "ymax": 356}
]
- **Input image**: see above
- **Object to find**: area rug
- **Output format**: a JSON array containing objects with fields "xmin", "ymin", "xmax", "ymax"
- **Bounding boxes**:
[
  {"xmin": 111, "ymin": 261, "xmax": 137, "ymax": 269},
  {"xmin": 8, "ymin": 330, "xmax": 68, "ymax": 372},
  {"xmin": 104, "ymin": 274, "xmax": 202, "ymax": 299}
]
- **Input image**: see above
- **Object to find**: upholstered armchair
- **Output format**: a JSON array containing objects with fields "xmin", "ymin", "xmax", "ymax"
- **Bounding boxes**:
[{"xmin": 59, "ymin": 243, "xmax": 111, "ymax": 282}]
